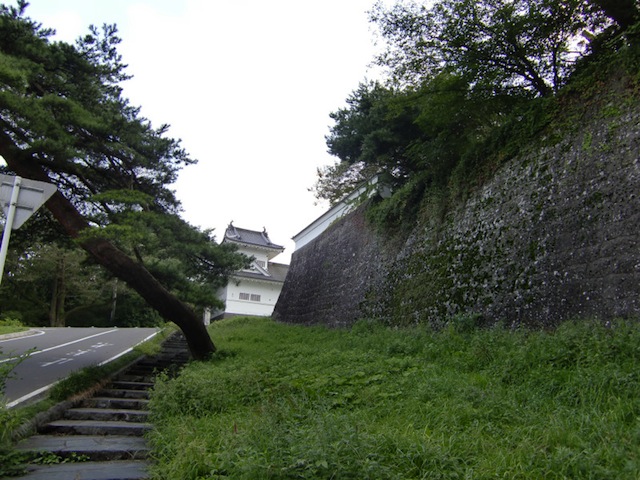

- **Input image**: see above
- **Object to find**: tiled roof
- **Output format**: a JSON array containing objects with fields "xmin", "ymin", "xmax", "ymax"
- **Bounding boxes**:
[
  {"xmin": 233, "ymin": 262, "xmax": 289, "ymax": 283},
  {"xmin": 266, "ymin": 262, "xmax": 289, "ymax": 282},
  {"xmin": 224, "ymin": 222, "xmax": 284, "ymax": 250}
]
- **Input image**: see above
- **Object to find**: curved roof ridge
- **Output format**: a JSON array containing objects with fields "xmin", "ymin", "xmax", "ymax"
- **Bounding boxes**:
[{"xmin": 224, "ymin": 222, "xmax": 284, "ymax": 250}]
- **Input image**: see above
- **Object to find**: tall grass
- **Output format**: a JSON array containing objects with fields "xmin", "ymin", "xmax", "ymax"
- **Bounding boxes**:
[{"xmin": 148, "ymin": 317, "xmax": 640, "ymax": 479}]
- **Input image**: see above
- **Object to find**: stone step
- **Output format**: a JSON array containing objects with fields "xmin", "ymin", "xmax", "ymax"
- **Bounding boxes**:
[
  {"xmin": 113, "ymin": 374, "xmax": 155, "ymax": 384},
  {"xmin": 110, "ymin": 380, "xmax": 155, "ymax": 390},
  {"xmin": 121, "ymin": 368, "xmax": 161, "ymax": 376},
  {"xmin": 160, "ymin": 351, "xmax": 190, "ymax": 358},
  {"xmin": 130, "ymin": 362, "xmax": 184, "ymax": 371},
  {"xmin": 84, "ymin": 397, "xmax": 150, "ymax": 410},
  {"xmin": 40, "ymin": 419, "xmax": 152, "ymax": 436},
  {"xmin": 65, "ymin": 407, "xmax": 150, "ymax": 422},
  {"xmin": 15, "ymin": 434, "xmax": 149, "ymax": 461},
  {"xmin": 11, "ymin": 331, "xmax": 190, "ymax": 478},
  {"xmin": 97, "ymin": 388, "xmax": 150, "ymax": 399},
  {"xmin": 10, "ymin": 460, "xmax": 150, "ymax": 480}
]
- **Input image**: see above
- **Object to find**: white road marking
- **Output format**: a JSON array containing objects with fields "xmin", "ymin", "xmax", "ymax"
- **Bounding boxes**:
[
  {"xmin": 97, "ymin": 330, "xmax": 160, "ymax": 366},
  {"xmin": 6, "ymin": 328, "xmax": 160, "ymax": 408},
  {"xmin": 0, "ymin": 328, "xmax": 119, "ymax": 364},
  {"xmin": 40, "ymin": 357, "xmax": 74, "ymax": 367},
  {"xmin": 6, "ymin": 381, "xmax": 61, "ymax": 408}
]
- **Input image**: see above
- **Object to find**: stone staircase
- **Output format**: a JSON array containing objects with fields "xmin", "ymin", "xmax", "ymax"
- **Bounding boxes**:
[{"xmin": 9, "ymin": 332, "xmax": 190, "ymax": 480}]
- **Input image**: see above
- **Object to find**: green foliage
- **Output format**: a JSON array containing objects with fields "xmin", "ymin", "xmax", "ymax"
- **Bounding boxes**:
[
  {"xmin": 1, "ymin": 344, "xmax": 33, "ymax": 476},
  {"xmin": 90, "ymin": 189, "xmax": 154, "ymax": 209},
  {"xmin": 0, "ymin": 448, "xmax": 27, "ymax": 477},
  {"xmin": 147, "ymin": 317, "xmax": 640, "ymax": 479},
  {"xmin": 0, "ymin": 317, "xmax": 24, "ymax": 326},
  {"xmin": 370, "ymin": 0, "xmax": 608, "ymax": 96},
  {"xmin": 0, "ymin": 357, "xmax": 16, "ymax": 400},
  {"xmin": 0, "ymin": 317, "xmax": 26, "ymax": 335},
  {"xmin": 76, "ymin": 211, "xmax": 249, "ymax": 313},
  {"xmin": 47, "ymin": 366, "xmax": 109, "ymax": 402},
  {"xmin": 47, "ymin": 341, "xmax": 156, "ymax": 402},
  {"xmin": 327, "ymin": 82, "xmax": 418, "ymax": 169},
  {"xmin": 0, "ymin": 236, "xmax": 166, "ymax": 328},
  {"xmin": 0, "ymin": 2, "xmax": 186, "ymax": 211},
  {"xmin": 319, "ymin": 1, "xmax": 640, "ymax": 233},
  {"xmin": 0, "ymin": 343, "xmax": 30, "ymax": 404},
  {"xmin": 322, "ymin": 73, "xmax": 519, "ymax": 208},
  {"xmin": 310, "ymin": 160, "xmax": 379, "ymax": 207},
  {"xmin": 365, "ymin": 173, "xmax": 429, "ymax": 232},
  {"xmin": 0, "ymin": 241, "xmax": 116, "ymax": 326},
  {"xmin": 589, "ymin": 0, "xmax": 640, "ymax": 30},
  {"xmin": 133, "ymin": 325, "xmax": 174, "ymax": 356}
]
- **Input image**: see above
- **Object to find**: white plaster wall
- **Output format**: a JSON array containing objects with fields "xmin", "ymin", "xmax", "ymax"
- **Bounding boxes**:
[
  {"xmin": 293, "ymin": 203, "xmax": 351, "ymax": 251},
  {"xmin": 293, "ymin": 175, "xmax": 384, "ymax": 251},
  {"xmin": 236, "ymin": 245, "xmax": 270, "ymax": 266},
  {"xmin": 224, "ymin": 279, "xmax": 283, "ymax": 317}
]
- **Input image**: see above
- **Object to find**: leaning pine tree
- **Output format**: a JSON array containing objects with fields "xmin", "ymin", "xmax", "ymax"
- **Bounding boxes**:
[{"xmin": 0, "ymin": 2, "xmax": 248, "ymax": 359}]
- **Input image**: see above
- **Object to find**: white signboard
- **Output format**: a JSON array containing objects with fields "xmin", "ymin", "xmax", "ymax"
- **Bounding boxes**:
[
  {"xmin": 0, "ymin": 174, "xmax": 57, "ymax": 230},
  {"xmin": 0, "ymin": 174, "xmax": 57, "ymax": 286}
]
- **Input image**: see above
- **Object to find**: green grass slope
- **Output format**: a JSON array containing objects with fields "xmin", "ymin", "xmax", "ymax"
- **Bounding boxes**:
[{"xmin": 148, "ymin": 317, "xmax": 640, "ymax": 479}]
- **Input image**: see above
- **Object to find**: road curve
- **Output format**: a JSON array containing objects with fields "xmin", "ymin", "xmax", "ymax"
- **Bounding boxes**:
[{"xmin": 0, "ymin": 327, "xmax": 159, "ymax": 407}]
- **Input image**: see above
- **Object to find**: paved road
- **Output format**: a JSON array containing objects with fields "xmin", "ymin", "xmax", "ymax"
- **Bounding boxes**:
[{"xmin": 0, "ymin": 327, "xmax": 159, "ymax": 407}]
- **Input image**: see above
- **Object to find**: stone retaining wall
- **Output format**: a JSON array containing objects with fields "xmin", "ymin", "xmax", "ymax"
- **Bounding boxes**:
[{"xmin": 274, "ymin": 101, "xmax": 640, "ymax": 328}]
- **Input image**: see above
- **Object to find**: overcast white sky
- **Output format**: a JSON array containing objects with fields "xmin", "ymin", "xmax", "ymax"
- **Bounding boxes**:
[{"xmin": 19, "ymin": 0, "xmax": 389, "ymax": 262}]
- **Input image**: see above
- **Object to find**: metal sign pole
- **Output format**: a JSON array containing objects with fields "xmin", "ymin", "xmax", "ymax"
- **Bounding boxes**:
[{"xmin": 0, "ymin": 175, "xmax": 22, "ymax": 286}]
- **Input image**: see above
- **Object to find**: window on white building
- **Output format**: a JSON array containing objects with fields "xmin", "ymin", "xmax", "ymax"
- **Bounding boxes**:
[{"xmin": 239, "ymin": 292, "xmax": 261, "ymax": 302}]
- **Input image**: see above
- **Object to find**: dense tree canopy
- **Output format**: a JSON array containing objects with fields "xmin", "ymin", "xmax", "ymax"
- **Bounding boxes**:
[
  {"xmin": 369, "ymin": 0, "xmax": 608, "ymax": 96},
  {"xmin": 317, "ymin": 0, "xmax": 638, "ymax": 206},
  {"xmin": 589, "ymin": 0, "xmax": 640, "ymax": 30},
  {"xmin": 0, "ymin": 2, "xmax": 185, "ymax": 215},
  {"xmin": 321, "ymin": 72, "xmax": 521, "ymax": 204},
  {"xmin": 0, "ymin": 1, "xmax": 248, "ymax": 358},
  {"xmin": 1, "ymin": 240, "xmax": 110, "ymax": 327}
]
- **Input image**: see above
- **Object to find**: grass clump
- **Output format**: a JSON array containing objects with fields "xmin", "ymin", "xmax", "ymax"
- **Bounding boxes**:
[
  {"xmin": 147, "ymin": 317, "xmax": 640, "ymax": 479},
  {"xmin": 0, "ymin": 318, "xmax": 28, "ymax": 336}
]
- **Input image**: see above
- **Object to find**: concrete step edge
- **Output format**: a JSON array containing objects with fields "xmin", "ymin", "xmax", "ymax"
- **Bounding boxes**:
[
  {"xmin": 15, "ymin": 434, "xmax": 150, "ymax": 460},
  {"xmin": 97, "ymin": 389, "xmax": 150, "ymax": 399},
  {"xmin": 109, "ymin": 381, "xmax": 155, "ymax": 389},
  {"xmin": 10, "ymin": 460, "xmax": 151, "ymax": 480},
  {"xmin": 64, "ymin": 408, "xmax": 150, "ymax": 422},
  {"xmin": 41, "ymin": 419, "xmax": 152, "ymax": 436},
  {"xmin": 84, "ymin": 397, "xmax": 150, "ymax": 409}
]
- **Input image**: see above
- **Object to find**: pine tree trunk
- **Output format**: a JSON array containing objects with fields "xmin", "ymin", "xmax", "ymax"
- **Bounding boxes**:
[
  {"xmin": 110, "ymin": 278, "xmax": 118, "ymax": 324},
  {"xmin": 0, "ymin": 147, "xmax": 215, "ymax": 360},
  {"xmin": 80, "ymin": 236, "xmax": 215, "ymax": 359},
  {"xmin": 49, "ymin": 256, "xmax": 66, "ymax": 327}
]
